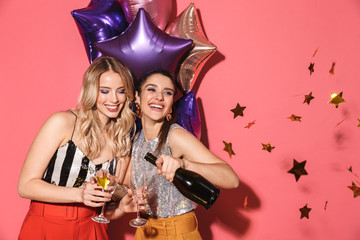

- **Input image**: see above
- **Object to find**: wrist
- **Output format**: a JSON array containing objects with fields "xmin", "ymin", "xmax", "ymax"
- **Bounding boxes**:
[
  {"xmin": 111, "ymin": 184, "xmax": 129, "ymax": 201},
  {"xmin": 76, "ymin": 187, "xmax": 85, "ymax": 203}
]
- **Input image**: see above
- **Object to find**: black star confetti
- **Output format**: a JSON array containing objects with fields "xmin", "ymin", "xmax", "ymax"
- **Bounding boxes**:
[
  {"xmin": 288, "ymin": 159, "xmax": 308, "ymax": 182},
  {"xmin": 300, "ymin": 204, "xmax": 312, "ymax": 219},
  {"xmin": 308, "ymin": 62, "xmax": 314, "ymax": 75},
  {"xmin": 231, "ymin": 103, "xmax": 246, "ymax": 118}
]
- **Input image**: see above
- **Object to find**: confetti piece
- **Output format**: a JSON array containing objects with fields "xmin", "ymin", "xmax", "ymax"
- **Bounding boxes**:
[
  {"xmin": 348, "ymin": 182, "xmax": 360, "ymax": 198},
  {"xmin": 312, "ymin": 48, "xmax": 318, "ymax": 57},
  {"xmin": 288, "ymin": 159, "xmax": 308, "ymax": 182},
  {"xmin": 308, "ymin": 62, "xmax": 315, "ymax": 75},
  {"xmin": 329, "ymin": 62, "xmax": 336, "ymax": 75},
  {"xmin": 243, "ymin": 196, "xmax": 248, "ymax": 208},
  {"xmin": 335, "ymin": 119, "xmax": 345, "ymax": 127},
  {"xmin": 287, "ymin": 114, "xmax": 302, "ymax": 122},
  {"xmin": 303, "ymin": 92, "xmax": 315, "ymax": 105},
  {"xmin": 300, "ymin": 204, "xmax": 312, "ymax": 219},
  {"xmin": 231, "ymin": 103, "xmax": 246, "ymax": 118},
  {"xmin": 262, "ymin": 142, "xmax": 275, "ymax": 153},
  {"xmin": 222, "ymin": 141, "xmax": 235, "ymax": 158},
  {"xmin": 244, "ymin": 120, "xmax": 256, "ymax": 129},
  {"xmin": 329, "ymin": 92, "xmax": 345, "ymax": 108}
]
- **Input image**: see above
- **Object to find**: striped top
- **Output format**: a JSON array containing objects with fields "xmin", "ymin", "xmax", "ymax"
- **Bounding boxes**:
[{"xmin": 42, "ymin": 112, "xmax": 116, "ymax": 188}]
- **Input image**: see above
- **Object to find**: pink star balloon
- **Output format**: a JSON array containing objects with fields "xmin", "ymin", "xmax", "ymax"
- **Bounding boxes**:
[
  {"xmin": 95, "ymin": 8, "xmax": 194, "ymax": 84},
  {"xmin": 166, "ymin": 3, "xmax": 217, "ymax": 94}
]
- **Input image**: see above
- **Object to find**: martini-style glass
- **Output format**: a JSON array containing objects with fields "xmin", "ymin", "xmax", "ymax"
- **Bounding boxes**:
[{"xmin": 92, "ymin": 172, "xmax": 116, "ymax": 223}]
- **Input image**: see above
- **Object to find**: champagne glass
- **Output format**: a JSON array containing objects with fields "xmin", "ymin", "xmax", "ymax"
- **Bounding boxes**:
[
  {"xmin": 129, "ymin": 162, "xmax": 147, "ymax": 228},
  {"xmin": 92, "ymin": 169, "xmax": 117, "ymax": 224}
]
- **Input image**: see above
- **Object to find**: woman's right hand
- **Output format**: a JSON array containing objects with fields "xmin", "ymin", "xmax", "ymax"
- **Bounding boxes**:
[{"xmin": 155, "ymin": 155, "xmax": 184, "ymax": 182}]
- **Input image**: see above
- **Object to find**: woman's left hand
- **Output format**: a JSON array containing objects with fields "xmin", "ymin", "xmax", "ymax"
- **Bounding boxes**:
[
  {"xmin": 155, "ymin": 155, "xmax": 184, "ymax": 182},
  {"xmin": 105, "ymin": 188, "xmax": 148, "ymax": 220}
]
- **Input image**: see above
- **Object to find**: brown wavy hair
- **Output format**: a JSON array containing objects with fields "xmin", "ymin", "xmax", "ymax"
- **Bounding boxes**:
[{"xmin": 76, "ymin": 56, "xmax": 136, "ymax": 160}]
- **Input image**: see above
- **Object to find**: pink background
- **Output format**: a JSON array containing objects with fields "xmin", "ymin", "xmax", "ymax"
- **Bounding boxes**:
[{"xmin": 1, "ymin": 0, "xmax": 360, "ymax": 239}]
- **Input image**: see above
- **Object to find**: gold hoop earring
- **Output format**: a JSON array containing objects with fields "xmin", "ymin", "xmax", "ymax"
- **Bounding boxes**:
[{"xmin": 166, "ymin": 113, "xmax": 172, "ymax": 121}]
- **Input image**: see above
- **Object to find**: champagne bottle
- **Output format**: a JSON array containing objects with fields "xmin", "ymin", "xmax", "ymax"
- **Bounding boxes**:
[{"xmin": 144, "ymin": 152, "xmax": 220, "ymax": 209}]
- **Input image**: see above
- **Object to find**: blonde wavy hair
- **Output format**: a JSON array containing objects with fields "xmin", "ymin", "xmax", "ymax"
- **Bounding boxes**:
[{"xmin": 76, "ymin": 56, "xmax": 136, "ymax": 160}]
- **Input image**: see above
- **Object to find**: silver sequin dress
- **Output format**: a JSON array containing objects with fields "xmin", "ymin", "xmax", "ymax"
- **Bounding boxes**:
[{"xmin": 131, "ymin": 124, "xmax": 196, "ymax": 218}]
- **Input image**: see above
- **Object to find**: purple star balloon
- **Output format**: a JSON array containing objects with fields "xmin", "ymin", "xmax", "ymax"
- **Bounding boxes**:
[
  {"xmin": 95, "ymin": 8, "xmax": 194, "ymax": 84},
  {"xmin": 71, "ymin": 0, "xmax": 129, "ymax": 63},
  {"xmin": 175, "ymin": 90, "xmax": 201, "ymax": 139}
]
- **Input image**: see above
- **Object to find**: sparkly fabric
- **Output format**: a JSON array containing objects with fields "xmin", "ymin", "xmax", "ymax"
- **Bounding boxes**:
[{"xmin": 131, "ymin": 124, "xmax": 196, "ymax": 218}]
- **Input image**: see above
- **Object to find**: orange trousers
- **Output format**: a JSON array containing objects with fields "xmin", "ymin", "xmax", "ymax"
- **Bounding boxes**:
[
  {"xmin": 135, "ymin": 211, "xmax": 202, "ymax": 240},
  {"xmin": 18, "ymin": 201, "xmax": 108, "ymax": 240}
]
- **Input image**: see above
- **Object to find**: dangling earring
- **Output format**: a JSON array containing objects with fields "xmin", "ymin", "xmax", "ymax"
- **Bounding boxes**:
[
  {"xmin": 135, "ymin": 102, "xmax": 141, "ymax": 118},
  {"xmin": 166, "ymin": 113, "xmax": 172, "ymax": 121}
]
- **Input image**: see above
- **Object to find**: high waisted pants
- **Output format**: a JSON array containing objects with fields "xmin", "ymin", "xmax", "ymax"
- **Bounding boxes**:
[
  {"xmin": 135, "ymin": 211, "xmax": 202, "ymax": 240},
  {"xmin": 18, "ymin": 201, "xmax": 108, "ymax": 240}
]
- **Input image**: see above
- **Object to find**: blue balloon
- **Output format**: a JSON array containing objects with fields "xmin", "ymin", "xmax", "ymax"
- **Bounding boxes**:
[{"xmin": 71, "ymin": 0, "xmax": 129, "ymax": 63}]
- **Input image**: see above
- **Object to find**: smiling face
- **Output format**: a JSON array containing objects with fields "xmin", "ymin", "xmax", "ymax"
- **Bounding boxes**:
[
  {"xmin": 136, "ymin": 73, "xmax": 175, "ymax": 123},
  {"xmin": 96, "ymin": 70, "xmax": 127, "ymax": 125}
]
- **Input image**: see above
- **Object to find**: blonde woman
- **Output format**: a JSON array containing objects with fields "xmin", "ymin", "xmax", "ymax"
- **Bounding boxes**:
[{"xmin": 18, "ymin": 56, "xmax": 136, "ymax": 240}]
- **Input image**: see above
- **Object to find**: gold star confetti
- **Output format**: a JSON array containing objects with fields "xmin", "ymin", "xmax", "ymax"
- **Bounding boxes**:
[
  {"xmin": 329, "ymin": 62, "xmax": 336, "ymax": 75},
  {"xmin": 262, "ymin": 142, "xmax": 275, "ymax": 153},
  {"xmin": 348, "ymin": 182, "xmax": 360, "ymax": 198},
  {"xmin": 288, "ymin": 159, "xmax": 308, "ymax": 182},
  {"xmin": 329, "ymin": 92, "xmax": 345, "ymax": 108},
  {"xmin": 312, "ymin": 48, "xmax": 318, "ymax": 57},
  {"xmin": 357, "ymin": 119, "xmax": 360, "ymax": 127},
  {"xmin": 231, "ymin": 103, "xmax": 246, "ymax": 118},
  {"xmin": 303, "ymin": 92, "xmax": 315, "ymax": 105},
  {"xmin": 222, "ymin": 141, "xmax": 235, "ymax": 158},
  {"xmin": 244, "ymin": 120, "xmax": 256, "ymax": 129},
  {"xmin": 287, "ymin": 114, "xmax": 302, "ymax": 122},
  {"xmin": 308, "ymin": 62, "xmax": 314, "ymax": 75},
  {"xmin": 324, "ymin": 201, "xmax": 328, "ymax": 211},
  {"xmin": 243, "ymin": 196, "xmax": 248, "ymax": 209},
  {"xmin": 300, "ymin": 204, "xmax": 312, "ymax": 219}
]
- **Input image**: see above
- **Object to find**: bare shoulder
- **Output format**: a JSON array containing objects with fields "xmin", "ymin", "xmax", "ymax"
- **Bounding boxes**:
[
  {"xmin": 40, "ymin": 111, "xmax": 77, "ymax": 143},
  {"xmin": 168, "ymin": 127, "xmax": 195, "ymax": 142},
  {"xmin": 45, "ymin": 111, "xmax": 76, "ymax": 129},
  {"xmin": 169, "ymin": 128, "xmax": 198, "ymax": 140},
  {"xmin": 168, "ymin": 127, "xmax": 201, "ymax": 152}
]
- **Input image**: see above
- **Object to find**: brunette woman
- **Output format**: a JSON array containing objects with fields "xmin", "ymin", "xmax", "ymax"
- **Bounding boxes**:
[{"xmin": 129, "ymin": 70, "xmax": 239, "ymax": 239}]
